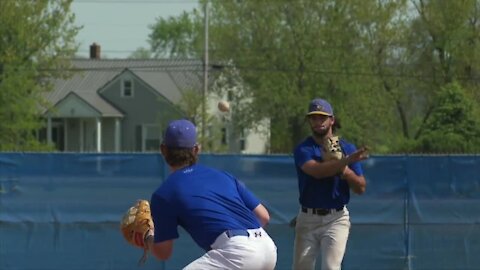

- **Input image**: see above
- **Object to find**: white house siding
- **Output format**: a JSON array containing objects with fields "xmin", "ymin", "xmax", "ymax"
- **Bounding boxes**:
[
  {"xmin": 206, "ymin": 92, "xmax": 270, "ymax": 154},
  {"xmin": 242, "ymin": 118, "xmax": 270, "ymax": 154}
]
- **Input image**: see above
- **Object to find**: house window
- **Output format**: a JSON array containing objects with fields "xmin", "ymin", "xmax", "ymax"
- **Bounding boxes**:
[
  {"xmin": 239, "ymin": 129, "xmax": 246, "ymax": 151},
  {"xmin": 239, "ymin": 139, "xmax": 246, "ymax": 151},
  {"xmin": 121, "ymin": 79, "xmax": 134, "ymax": 97},
  {"xmin": 38, "ymin": 119, "xmax": 64, "ymax": 151},
  {"xmin": 221, "ymin": 127, "xmax": 227, "ymax": 145},
  {"xmin": 135, "ymin": 124, "xmax": 161, "ymax": 152}
]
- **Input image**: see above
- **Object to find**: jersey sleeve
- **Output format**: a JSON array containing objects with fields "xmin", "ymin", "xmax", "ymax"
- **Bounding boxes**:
[
  {"xmin": 150, "ymin": 192, "xmax": 180, "ymax": 243},
  {"xmin": 233, "ymin": 177, "xmax": 261, "ymax": 210},
  {"xmin": 294, "ymin": 145, "xmax": 314, "ymax": 168}
]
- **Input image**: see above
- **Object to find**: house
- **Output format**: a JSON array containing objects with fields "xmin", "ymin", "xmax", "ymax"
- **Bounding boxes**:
[
  {"xmin": 41, "ymin": 43, "xmax": 202, "ymax": 152},
  {"xmin": 41, "ymin": 43, "xmax": 270, "ymax": 153}
]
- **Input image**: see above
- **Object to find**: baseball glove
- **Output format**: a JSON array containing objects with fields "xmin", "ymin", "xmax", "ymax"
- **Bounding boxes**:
[
  {"xmin": 120, "ymin": 199, "xmax": 154, "ymax": 265},
  {"xmin": 322, "ymin": 136, "xmax": 343, "ymax": 161}
]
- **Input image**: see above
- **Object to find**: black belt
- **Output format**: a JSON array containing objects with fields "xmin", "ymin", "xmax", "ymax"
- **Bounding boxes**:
[
  {"xmin": 225, "ymin": 229, "xmax": 250, "ymax": 238},
  {"xmin": 301, "ymin": 206, "xmax": 344, "ymax": 216}
]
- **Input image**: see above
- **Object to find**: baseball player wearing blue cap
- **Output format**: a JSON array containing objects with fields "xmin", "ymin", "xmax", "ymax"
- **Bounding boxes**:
[
  {"xmin": 139, "ymin": 119, "xmax": 277, "ymax": 269},
  {"xmin": 292, "ymin": 99, "xmax": 369, "ymax": 270}
]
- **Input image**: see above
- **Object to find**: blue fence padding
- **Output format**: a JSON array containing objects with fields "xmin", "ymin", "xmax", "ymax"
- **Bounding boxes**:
[{"xmin": 0, "ymin": 153, "xmax": 479, "ymax": 270}]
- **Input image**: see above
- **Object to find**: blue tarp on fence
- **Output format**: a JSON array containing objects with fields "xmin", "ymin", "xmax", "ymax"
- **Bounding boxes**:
[{"xmin": 0, "ymin": 153, "xmax": 479, "ymax": 270}]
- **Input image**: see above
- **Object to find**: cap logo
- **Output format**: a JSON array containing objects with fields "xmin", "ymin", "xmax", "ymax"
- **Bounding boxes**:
[{"xmin": 307, "ymin": 98, "xmax": 333, "ymax": 116}]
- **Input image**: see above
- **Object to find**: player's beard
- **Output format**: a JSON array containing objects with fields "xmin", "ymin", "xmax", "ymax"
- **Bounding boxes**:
[
  {"xmin": 312, "ymin": 130, "xmax": 328, "ymax": 139},
  {"xmin": 311, "ymin": 125, "xmax": 329, "ymax": 139}
]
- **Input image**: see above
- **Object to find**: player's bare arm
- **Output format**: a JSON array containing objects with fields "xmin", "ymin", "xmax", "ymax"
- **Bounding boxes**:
[
  {"xmin": 150, "ymin": 239, "xmax": 174, "ymax": 260},
  {"xmin": 301, "ymin": 147, "xmax": 369, "ymax": 179},
  {"xmin": 341, "ymin": 167, "xmax": 366, "ymax": 194},
  {"xmin": 301, "ymin": 159, "xmax": 347, "ymax": 178},
  {"xmin": 253, "ymin": 204, "xmax": 270, "ymax": 227},
  {"xmin": 132, "ymin": 231, "xmax": 174, "ymax": 261}
]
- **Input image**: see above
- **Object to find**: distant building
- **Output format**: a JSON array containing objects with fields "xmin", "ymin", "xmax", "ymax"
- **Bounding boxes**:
[{"xmin": 40, "ymin": 43, "xmax": 269, "ymax": 153}]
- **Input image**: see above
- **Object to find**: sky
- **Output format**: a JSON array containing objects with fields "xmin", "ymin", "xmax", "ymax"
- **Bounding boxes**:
[{"xmin": 71, "ymin": 0, "xmax": 199, "ymax": 58}]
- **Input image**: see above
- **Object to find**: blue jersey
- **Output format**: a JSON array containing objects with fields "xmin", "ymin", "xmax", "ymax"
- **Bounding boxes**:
[
  {"xmin": 150, "ymin": 164, "xmax": 261, "ymax": 251},
  {"xmin": 293, "ymin": 136, "xmax": 364, "ymax": 209}
]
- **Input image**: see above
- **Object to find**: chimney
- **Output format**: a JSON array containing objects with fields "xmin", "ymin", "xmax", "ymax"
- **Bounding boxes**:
[{"xmin": 89, "ymin": 42, "xmax": 101, "ymax": 59}]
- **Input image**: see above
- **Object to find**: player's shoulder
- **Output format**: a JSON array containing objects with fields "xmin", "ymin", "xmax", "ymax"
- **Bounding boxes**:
[
  {"xmin": 339, "ymin": 137, "xmax": 358, "ymax": 152},
  {"xmin": 195, "ymin": 163, "xmax": 221, "ymax": 174},
  {"xmin": 294, "ymin": 136, "xmax": 315, "ymax": 151},
  {"xmin": 196, "ymin": 164, "xmax": 235, "ymax": 179},
  {"xmin": 339, "ymin": 137, "xmax": 353, "ymax": 145}
]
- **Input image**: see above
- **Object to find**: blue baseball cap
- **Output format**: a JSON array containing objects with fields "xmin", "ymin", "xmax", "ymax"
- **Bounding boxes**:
[
  {"xmin": 306, "ymin": 98, "xmax": 334, "ymax": 116},
  {"xmin": 163, "ymin": 119, "xmax": 197, "ymax": 148}
]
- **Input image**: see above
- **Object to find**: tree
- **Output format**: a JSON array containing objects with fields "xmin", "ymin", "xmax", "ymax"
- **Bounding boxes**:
[
  {"xmin": 148, "ymin": 0, "xmax": 406, "ymax": 152},
  {"xmin": 206, "ymin": 0, "xmax": 409, "ymax": 152},
  {"xmin": 400, "ymin": 82, "xmax": 480, "ymax": 153},
  {"xmin": 406, "ymin": 0, "xmax": 480, "ymax": 139},
  {"xmin": 148, "ymin": 0, "xmax": 480, "ymax": 153},
  {"xmin": 148, "ymin": 11, "xmax": 203, "ymax": 58},
  {"xmin": 128, "ymin": 47, "xmax": 153, "ymax": 59},
  {"xmin": 0, "ymin": 0, "xmax": 79, "ymax": 151}
]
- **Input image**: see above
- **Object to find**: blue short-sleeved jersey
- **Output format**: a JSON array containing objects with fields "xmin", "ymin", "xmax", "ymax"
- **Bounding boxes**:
[
  {"xmin": 150, "ymin": 164, "xmax": 261, "ymax": 251},
  {"xmin": 293, "ymin": 136, "xmax": 364, "ymax": 209}
]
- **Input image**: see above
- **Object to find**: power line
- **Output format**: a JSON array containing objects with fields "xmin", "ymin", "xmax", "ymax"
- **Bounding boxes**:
[
  {"xmin": 74, "ymin": 0, "xmax": 198, "ymax": 4},
  {"xmin": 8, "ymin": 0, "xmax": 197, "ymax": 2},
  {"xmin": 9, "ymin": 63, "xmax": 475, "ymax": 82},
  {"xmin": 77, "ymin": 49, "xmax": 142, "ymax": 53}
]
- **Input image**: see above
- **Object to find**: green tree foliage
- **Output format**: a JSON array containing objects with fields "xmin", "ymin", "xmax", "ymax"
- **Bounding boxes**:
[
  {"xmin": 204, "ymin": 0, "xmax": 415, "ymax": 153},
  {"xmin": 401, "ymin": 0, "xmax": 479, "ymax": 141},
  {"xmin": 0, "ymin": 0, "xmax": 79, "ymax": 151},
  {"xmin": 128, "ymin": 47, "xmax": 153, "ymax": 59},
  {"xmin": 410, "ymin": 82, "xmax": 480, "ymax": 153},
  {"xmin": 148, "ymin": 11, "xmax": 203, "ymax": 58},
  {"xmin": 148, "ymin": 0, "xmax": 480, "ymax": 154}
]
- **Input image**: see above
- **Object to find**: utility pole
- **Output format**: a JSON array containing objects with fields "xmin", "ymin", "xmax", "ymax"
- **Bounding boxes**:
[{"xmin": 201, "ymin": 1, "xmax": 209, "ymax": 145}]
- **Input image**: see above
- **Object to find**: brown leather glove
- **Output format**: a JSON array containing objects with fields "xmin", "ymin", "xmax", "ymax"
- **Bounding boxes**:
[
  {"xmin": 120, "ymin": 199, "xmax": 154, "ymax": 265},
  {"xmin": 322, "ymin": 136, "xmax": 343, "ymax": 161}
]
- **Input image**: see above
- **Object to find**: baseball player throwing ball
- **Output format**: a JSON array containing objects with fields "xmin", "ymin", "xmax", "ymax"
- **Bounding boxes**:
[
  {"xmin": 292, "ymin": 98, "xmax": 368, "ymax": 270},
  {"xmin": 136, "ymin": 119, "xmax": 277, "ymax": 269}
]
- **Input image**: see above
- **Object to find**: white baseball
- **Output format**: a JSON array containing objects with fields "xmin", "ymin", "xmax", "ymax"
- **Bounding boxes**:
[{"xmin": 218, "ymin": 100, "xmax": 230, "ymax": 112}]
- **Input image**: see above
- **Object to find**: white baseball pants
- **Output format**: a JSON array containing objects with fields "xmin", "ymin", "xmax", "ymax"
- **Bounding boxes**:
[
  {"xmin": 183, "ymin": 228, "xmax": 277, "ymax": 270},
  {"xmin": 293, "ymin": 207, "xmax": 351, "ymax": 270}
]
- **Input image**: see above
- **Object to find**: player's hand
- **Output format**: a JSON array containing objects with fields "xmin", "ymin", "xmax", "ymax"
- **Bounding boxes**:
[
  {"xmin": 341, "ymin": 166, "xmax": 354, "ymax": 179},
  {"xmin": 134, "ymin": 229, "xmax": 154, "ymax": 248},
  {"xmin": 134, "ymin": 231, "xmax": 146, "ymax": 248},
  {"xmin": 345, "ymin": 146, "xmax": 369, "ymax": 164}
]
